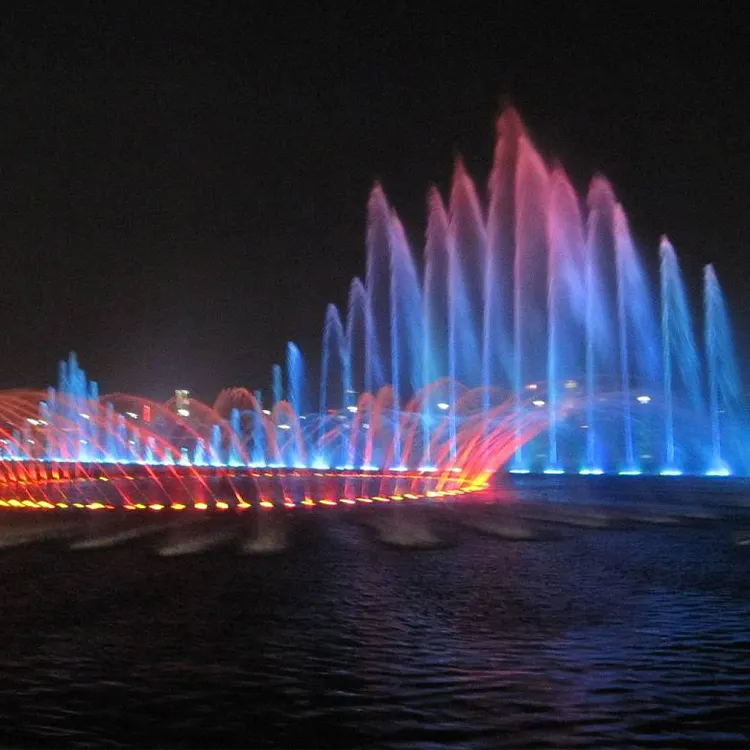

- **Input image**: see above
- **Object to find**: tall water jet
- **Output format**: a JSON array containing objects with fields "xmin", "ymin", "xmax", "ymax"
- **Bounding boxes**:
[
  {"xmin": 286, "ymin": 342, "xmax": 305, "ymax": 417},
  {"xmin": 229, "ymin": 408, "xmax": 242, "ymax": 465},
  {"xmin": 660, "ymin": 238, "xmax": 703, "ymax": 473},
  {"xmin": 421, "ymin": 189, "xmax": 451, "ymax": 467},
  {"xmin": 704, "ymin": 264, "xmax": 742, "ymax": 474},
  {"xmin": 581, "ymin": 179, "xmax": 617, "ymax": 473},
  {"xmin": 614, "ymin": 207, "xmax": 635, "ymax": 471},
  {"xmin": 545, "ymin": 165, "xmax": 586, "ymax": 471},
  {"xmin": 387, "ymin": 211, "xmax": 423, "ymax": 469},
  {"xmin": 345, "ymin": 278, "xmax": 368, "ymax": 398},
  {"xmin": 320, "ymin": 304, "xmax": 346, "ymax": 416},
  {"xmin": 448, "ymin": 159, "xmax": 484, "ymax": 389},
  {"xmin": 512, "ymin": 130, "xmax": 549, "ymax": 471},
  {"xmin": 318, "ymin": 304, "xmax": 346, "ymax": 465},
  {"xmin": 365, "ymin": 185, "xmax": 392, "ymax": 395},
  {"xmin": 660, "ymin": 243, "xmax": 675, "ymax": 471},
  {"xmin": 486, "ymin": 107, "xmax": 522, "ymax": 393},
  {"xmin": 272, "ymin": 364, "xmax": 283, "ymax": 407}
]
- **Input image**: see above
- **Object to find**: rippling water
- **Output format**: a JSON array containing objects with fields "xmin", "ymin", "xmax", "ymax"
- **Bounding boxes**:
[{"xmin": 1, "ymin": 484, "xmax": 750, "ymax": 748}]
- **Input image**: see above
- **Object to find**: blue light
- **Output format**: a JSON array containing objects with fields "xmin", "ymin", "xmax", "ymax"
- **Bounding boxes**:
[
  {"xmin": 509, "ymin": 468, "xmax": 530, "ymax": 474},
  {"xmin": 418, "ymin": 465, "xmax": 437, "ymax": 472},
  {"xmin": 660, "ymin": 468, "xmax": 683, "ymax": 476},
  {"xmin": 705, "ymin": 466, "xmax": 731, "ymax": 477},
  {"xmin": 618, "ymin": 468, "xmax": 642, "ymax": 476},
  {"xmin": 543, "ymin": 467, "xmax": 565, "ymax": 475}
]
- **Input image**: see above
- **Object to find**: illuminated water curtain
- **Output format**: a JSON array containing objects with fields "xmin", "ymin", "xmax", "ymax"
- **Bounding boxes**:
[{"xmin": 0, "ymin": 108, "xmax": 747, "ymax": 484}]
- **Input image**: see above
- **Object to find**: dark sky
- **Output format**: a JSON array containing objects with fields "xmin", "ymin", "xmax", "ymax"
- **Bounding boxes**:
[{"xmin": 1, "ymin": 4, "xmax": 749, "ymax": 401}]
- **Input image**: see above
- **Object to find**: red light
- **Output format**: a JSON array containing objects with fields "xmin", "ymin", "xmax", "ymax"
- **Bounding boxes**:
[{"xmin": 142, "ymin": 405, "xmax": 151, "ymax": 423}]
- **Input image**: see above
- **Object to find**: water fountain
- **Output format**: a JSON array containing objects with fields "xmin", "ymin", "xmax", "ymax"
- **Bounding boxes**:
[{"xmin": 0, "ymin": 107, "xmax": 746, "ymax": 493}]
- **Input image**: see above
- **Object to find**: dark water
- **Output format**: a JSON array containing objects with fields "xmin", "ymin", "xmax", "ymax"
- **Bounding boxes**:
[{"xmin": 1, "ymin": 487, "xmax": 750, "ymax": 748}]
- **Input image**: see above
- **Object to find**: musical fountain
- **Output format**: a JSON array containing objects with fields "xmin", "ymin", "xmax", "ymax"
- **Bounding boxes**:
[{"xmin": 0, "ymin": 107, "xmax": 746, "ymax": 515}]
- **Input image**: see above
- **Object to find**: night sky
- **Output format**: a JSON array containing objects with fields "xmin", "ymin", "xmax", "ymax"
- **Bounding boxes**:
[{"xmin": 1, "ymin": 5, "xmax": 748, "ymax": 401}]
